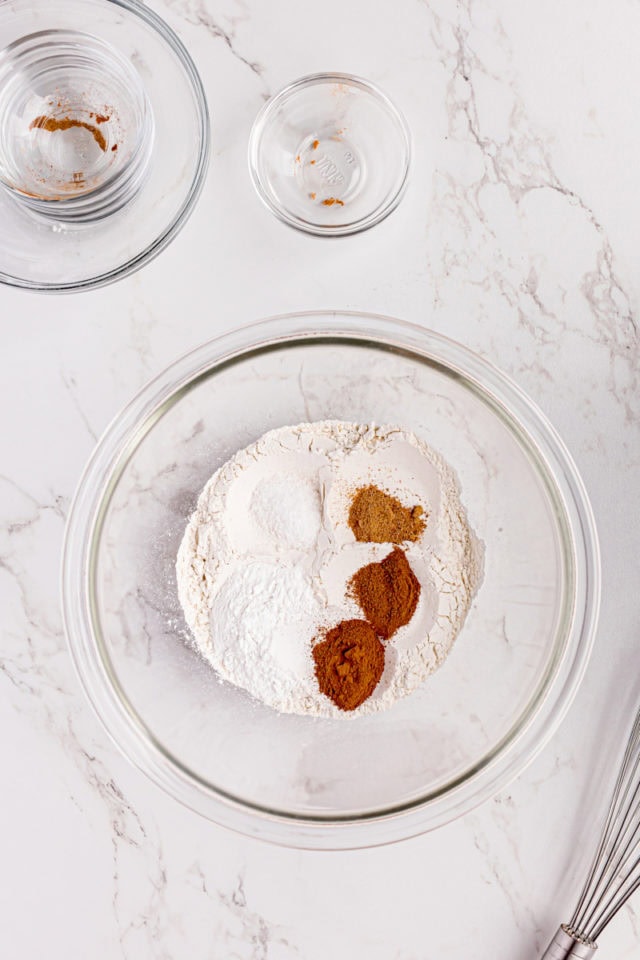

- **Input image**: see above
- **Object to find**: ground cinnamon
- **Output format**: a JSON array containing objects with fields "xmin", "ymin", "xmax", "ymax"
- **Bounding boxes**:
[
  {"xmin": 312, "ymin": 619, "xmax": 385, "ymax": 711},
  {"xmin": 30, "ymin": 115, "xmax": 107, "ymax": 152},
  {"xmin": 350, "ymin": 547, "xmax": 421, "ymax": 640},
  {"xmin": 348, "ymin": 485, "xmax": 426, "ymax": 543}
]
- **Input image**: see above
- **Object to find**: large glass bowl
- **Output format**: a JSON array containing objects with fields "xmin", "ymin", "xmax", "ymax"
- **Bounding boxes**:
[{"xmin": 62, "ymin": 313, "xmax": 600, "ymax": 848}]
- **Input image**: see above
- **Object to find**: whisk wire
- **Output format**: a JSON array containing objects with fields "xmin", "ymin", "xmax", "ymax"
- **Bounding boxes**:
[
  {"xmin": 569, "ymin": 710, "xmax": 640, "ymax": 940},
  {"xmin": 542, "ymin": 707, "xmax": 640, "ymax": 959},
  {"xmin": 592, "ymin": 868, "xmax": 640, "ymax": 939},
  {"xmin": 569, "ymin": 720, "xmax": 634, "ymax": 923},
  {"xmin": 577, "ymin": 773, "xmax": 640, "ymax": 934}
]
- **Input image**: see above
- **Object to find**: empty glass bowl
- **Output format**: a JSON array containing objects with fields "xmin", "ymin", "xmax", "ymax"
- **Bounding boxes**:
[
  {"xmin": 249, "ymin": 75, "xmax": 411, "ymax": 236},
  {"xmin": 0, "ymin": 0, "xmax": 209, "ymax": 291},
  {"xmin": 62, "ymin": 313, "xmax": 600, "ymax": 848}
]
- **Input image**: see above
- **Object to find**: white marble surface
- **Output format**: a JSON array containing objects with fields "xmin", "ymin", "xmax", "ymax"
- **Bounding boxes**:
[{"xmin": 2, "ymin": 0, "xmax": 639, "ymax": 956}]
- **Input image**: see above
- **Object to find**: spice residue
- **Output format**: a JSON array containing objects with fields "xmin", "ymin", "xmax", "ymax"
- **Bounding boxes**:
[
  {"xmin": 350, "ymin": 548, "xmax": 421, "ymax": 640},
  {"xmin": 312, "ymin": 139, "xmax": 320, "ymax": 149},
  {"xmin": 348, "ymin": 485, "xmax": 426, "ymax": 543},
  {"xmin": 322, "ymin": 197, "xmax": 344, "ymax": 206},
  {"xmin": 313, "ymin": 619, "xmax": 385, "ymax": 711},
  {"xmin": 29, "ymin": 115, "xmax": 107, "ymax": 152}
]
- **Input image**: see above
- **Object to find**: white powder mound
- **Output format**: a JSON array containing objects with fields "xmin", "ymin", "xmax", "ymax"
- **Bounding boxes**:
[
  {"xmin": 210, "ymin": 561, "xmax": 322, "ymax": 714},
  {"xmin": 176, "ymin": 421, "xmax": 484, "ymax": 717},
  {"xmin": 250, "ymin": 475, "xmax": 322, "ymax": 550}
]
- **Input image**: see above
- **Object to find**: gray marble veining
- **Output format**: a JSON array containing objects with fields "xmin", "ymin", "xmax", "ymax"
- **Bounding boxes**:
[{"xmin": 1, "ymin": 0, "xmax": 639, "ymax": 957}]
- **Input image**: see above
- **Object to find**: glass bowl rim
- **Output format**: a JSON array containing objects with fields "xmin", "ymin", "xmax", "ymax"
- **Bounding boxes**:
[
  {"xmin": 247, "ymin": 73, "xmax": 412, "ymax": 237},
  {"xmin": 0, "ymin": 0, "xmax": 210, "ymax": 293},
  {"xmin": 62, "ymin": 311, "xmax": 601, "ymax": 848}
]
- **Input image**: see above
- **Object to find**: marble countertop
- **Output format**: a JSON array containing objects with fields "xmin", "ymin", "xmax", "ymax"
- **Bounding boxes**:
[{"xmin": 2, "ymin": 0, "xmax": 639, "ymax": 956}]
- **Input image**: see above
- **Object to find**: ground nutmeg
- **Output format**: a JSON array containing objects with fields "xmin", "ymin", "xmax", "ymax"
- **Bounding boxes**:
[{"xmin": 348, "ymin": 485, "xmax": 426, "ymax": 544}]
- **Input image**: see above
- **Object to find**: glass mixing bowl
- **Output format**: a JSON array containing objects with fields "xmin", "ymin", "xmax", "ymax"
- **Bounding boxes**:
[
  {"xmin": 0, "ymin": 0, "xmax": 209, "ymax": 292},
  {"xmin": 62, "ymin": 313, "xmax": 600, "ymax": 848}
]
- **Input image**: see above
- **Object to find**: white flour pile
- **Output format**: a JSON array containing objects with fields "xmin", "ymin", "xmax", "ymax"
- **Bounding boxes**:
[{"xmin": 176, "ymin": 421, "xmax": 483, "ymax": 717}]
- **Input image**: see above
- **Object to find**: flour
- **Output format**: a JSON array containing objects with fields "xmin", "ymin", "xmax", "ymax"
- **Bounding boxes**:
[{"xmin": 176, "ymin": 421, "xmax": 484, "ymax": 717}]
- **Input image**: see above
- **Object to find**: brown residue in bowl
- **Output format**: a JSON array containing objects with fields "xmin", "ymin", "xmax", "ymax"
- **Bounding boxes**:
[{"xmin": 30, "ymin": 115, "xmax": 107, "ymax": 152}]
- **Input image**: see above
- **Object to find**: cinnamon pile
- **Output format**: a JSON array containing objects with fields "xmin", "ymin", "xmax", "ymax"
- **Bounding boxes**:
[
  {"xmin": 312, "ymin": 620, "xmax": 384, "ymax": 712},
  {"xmin": 313, "ymin": 485, "xmax": 427, "ymax": 711}
]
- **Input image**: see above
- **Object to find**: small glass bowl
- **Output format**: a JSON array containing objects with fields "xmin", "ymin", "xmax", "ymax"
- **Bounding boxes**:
[
  {"xmin": 0, "ymin": 29, "xmax": 153, "ymax": 219},
  {"xmin": 0, "ymin": 0, "xmax": 209, "ymax": 292},
  {"xmin": 248, "ymin": 74, "xmax": 411, "ymax": 236},
  {"xmin": 63, "ymin": 313, "xmax": 600, "ymax": 849}
]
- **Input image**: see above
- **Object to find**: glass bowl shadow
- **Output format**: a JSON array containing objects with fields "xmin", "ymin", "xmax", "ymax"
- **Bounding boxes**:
[{"xmin": 62, "ymin": 312, "xmax": 600, "ymax": 848}]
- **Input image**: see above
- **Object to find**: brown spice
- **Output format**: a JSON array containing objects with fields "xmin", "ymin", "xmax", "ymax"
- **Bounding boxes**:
[
  {"xmin": 321, "ymin": 197, "xmax": 344, "ymax": 206},
  {"xmin": 94, "ymin": 114, "xmax": 110, "ymax": 124},
  {"xmin": 29, "ymin": 115, "xmax": 107, "ymax": 152},
  {"xmin": 313, "ymin": 619, "xmax": 385, "ymax": 711},
  {"xmin": 312, "ymin": 139, "xmax": 320, "ymax": 149},
  {"xmin": 350, "ymin": 548, "xmax": 421, "ymax": 640},
  {"xmin": 348, "ymin": 484, "xmax": 426, "ymax": 543},
  {"xmin": 111, "ymin": 144, "xmax": 118, "ymax": 151}
]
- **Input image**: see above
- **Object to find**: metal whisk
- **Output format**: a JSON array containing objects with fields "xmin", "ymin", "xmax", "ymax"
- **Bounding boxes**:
[{"xmin": 542, "ymin": 707, "xmax": 640, "ymax": 958}]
